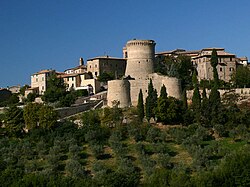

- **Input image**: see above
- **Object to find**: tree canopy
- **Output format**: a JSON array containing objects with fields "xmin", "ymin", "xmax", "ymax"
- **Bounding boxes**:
[
  {"xmin": 42, "ymin": 73, "xmax": 66, "ymax": 103},
  {"xmin": 231, "ymin": 66, "xmax": 250, "ymax": 88},
  {"xmin": 137, "ymin": 89, "xmax": 144, "ymax": 122},
  {"xmin": 155, "ymin": 55, "xmax": 194, "ymax": 90}
]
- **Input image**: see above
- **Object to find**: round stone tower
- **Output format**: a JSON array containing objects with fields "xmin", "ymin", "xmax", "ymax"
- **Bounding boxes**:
[
  {"xmin": 107, "ymin": 79, "xmax": 131, "ymax": 108},
  {"xmin": 162, "ymin": 77, "xmax": 182, "ymax": 100},
  {"xmin": 125, "ymin": 39, "xmax": 155, "ymax": 80}
]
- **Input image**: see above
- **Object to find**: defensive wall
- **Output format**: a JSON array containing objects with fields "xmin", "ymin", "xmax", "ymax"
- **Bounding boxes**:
[
  {"xmin": 56, "ymin": 101, "xmax": 98, "ymax": 119},
  {"xmin": 186, "ymin": 88, "xmax": 250, "ymax": 100},
  {"xmin": 129, "ymin": 73, "xmax": 182, "ymax": 106}
]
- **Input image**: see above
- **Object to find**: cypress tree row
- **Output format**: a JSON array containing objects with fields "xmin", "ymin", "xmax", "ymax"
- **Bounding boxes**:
[{"xmin": 137, "ymin": 89, "xmax": 144, "ymax": 122}]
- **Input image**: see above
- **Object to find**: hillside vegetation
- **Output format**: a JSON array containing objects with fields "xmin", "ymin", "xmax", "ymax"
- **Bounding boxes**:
[{"xmin": 0, "ymin": 105, "xmax": 249, "ymax": 186}]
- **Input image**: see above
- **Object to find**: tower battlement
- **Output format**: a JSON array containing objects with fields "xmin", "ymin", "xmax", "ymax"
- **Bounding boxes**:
[{"xmin": 126, "ymin": 40, "xmax": 156, "ymax": 47}]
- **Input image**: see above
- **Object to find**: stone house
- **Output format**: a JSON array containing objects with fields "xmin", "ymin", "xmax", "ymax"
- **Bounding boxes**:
[
  {"xmin": 193, "ymin": 48, "xmax": 237, "ymax": 82},
  {"xmin": 86, "ymin": 56, "xmax": 126, "ymax": 79}
]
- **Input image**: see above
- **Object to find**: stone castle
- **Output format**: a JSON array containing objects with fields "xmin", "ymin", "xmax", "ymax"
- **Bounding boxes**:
[
  {"xmin": 107, "ymin": 39, "xmax": 182, "ymax": 107},
  {"xmin": 25, "ymin": 38, "xmax": 249, "ymax": 107}
]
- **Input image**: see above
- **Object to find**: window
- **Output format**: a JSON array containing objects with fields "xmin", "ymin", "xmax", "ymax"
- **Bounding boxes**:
[
  {"xmin": 95, "ymin": 72, "xmax": 98, "ymax": 76},
  {"xmin": 42, "ymin": 77, "xmax": 44, "ymax": 81},
  {"xmin": 230, "ymin": 57, "xmax": 232, "ymax": 61},
  {"xmin": 72, "ymin": 83, "xmax": 74, "ymax": 87},
  {"xmin": 36, "ymin": 78, "xmax": 38, "ymax": 82},
  {"xmin": 42, "ymin": 86, "xmax": 44, "ymax": 90},
  {"xmin": 220, "ymin": 67, "xmax": 223, "ymax": 72},
  {"xmin": 72, "ymin": 77, "xmax": 74, "ymax": 81},
  {"xmin": 229, "ymin": 67, "xmax": 234, "ymax": 71}
]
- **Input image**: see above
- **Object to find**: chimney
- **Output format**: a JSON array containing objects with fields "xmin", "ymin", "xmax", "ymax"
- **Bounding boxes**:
[{"xmin": 79, "ymin": 57, "xmax": 84, "ymax": 66}]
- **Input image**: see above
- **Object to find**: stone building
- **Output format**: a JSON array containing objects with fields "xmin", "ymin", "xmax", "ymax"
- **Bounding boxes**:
[
  {"xmin": 64, "ymin": 57, "xmax": 87, "ymax": 74},
  {"xmin": 193, "ymin": 48, "xmax": 237, "ymax": 82},
  {"xmin": 60, "ymin": 58, "xmax": 101, "ymax": 94},
  {"xmin": 156, "ymin": 48, "xmax": 248, "ymax": 83},
  {"xmin": 7, "ymin": 85, "xmax": 21, "ymax": 94},
  {"xmin": 60, "ymin": 72, "xmax": 100, "ymax": 94},
  {"xmin": 30, "ymin": 69, "xmax": 55, "ymax": 95},
  {"xmin": 86, "ymin": 56, "xmax": 126, "ymax": 79},
  {"xmin": 107, "ymin": 39, "xmax": 182, "ymax": 107},
  {"xmin": 156, "ymin": 49, "xmax": 200, "ymax": 59}
]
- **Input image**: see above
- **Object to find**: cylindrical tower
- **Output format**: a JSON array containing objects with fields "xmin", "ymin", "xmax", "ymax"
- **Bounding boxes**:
[
  {"xmin": 162, "ymin": 77, "xmax": 182, "ymax": 100},
  {"xmin": 107, "ymin": 80, "xmax": 131, "ymax": 108},
  {"xmin": 125, "ymin": 39, "xmax": 156, "ymax": 79}
]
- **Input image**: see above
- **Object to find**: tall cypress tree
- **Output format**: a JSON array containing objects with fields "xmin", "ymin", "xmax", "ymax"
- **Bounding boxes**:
[
  {"xmin": 145, "ymin": 79, "xmax": 157, "ymax": 121},
  {"xmin": 137, "ymin": 89, "xmax": 144, "ymax": 122},
  {"xmin": 155, "ymin": 84, "xmax": 169, "ymax": 123},
  {"xmin": 209, "ymin": 49, "xmax": 221, "ymax": 125},
  {"xmin": 182, "ymin": 88, "xmax": 188, "ymax": 110},
  {"xmin": 211, "ymin": 48, "xmax": 219, "ymax": 86},
  {"xmin": 192, "ymin": 70, "xmax": 201, "ymax": 123},
  {"xmin": 160, "ymin": 84, "xmax": 168, "ymax": 99},
  {"xmin": 201, "ymin": 86, "xmax": 210, "ymax": 127},
  {"xmin": 201, "ymin": 87, "xmax": 208, "ymax": 108}
]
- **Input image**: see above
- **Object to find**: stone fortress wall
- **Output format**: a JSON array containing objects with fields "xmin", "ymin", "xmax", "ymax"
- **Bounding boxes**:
[
  {"xmin": 107, "ymin": 39, "xmax": 182, "ymax": 107},
  {"xmin": 186, "ymin": 88, "xmax": 250, "ymax": 100}
]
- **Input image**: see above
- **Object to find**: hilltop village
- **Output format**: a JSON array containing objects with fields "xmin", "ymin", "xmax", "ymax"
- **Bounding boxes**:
[
  {"xmin": 1, "ymin": 39, "xmax": 250, "ymax": 186},
  {"xmin": 2, "ymin": 39, "xmax": 249, "ymax": 108}
]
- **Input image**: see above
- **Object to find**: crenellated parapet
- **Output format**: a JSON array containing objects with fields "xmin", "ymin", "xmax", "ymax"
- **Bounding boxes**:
[{"xmin": 126, "ymin": 40, "xmax": 156, "ymax": 47}]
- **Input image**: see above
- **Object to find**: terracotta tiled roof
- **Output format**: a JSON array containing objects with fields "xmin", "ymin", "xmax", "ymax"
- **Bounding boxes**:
[
  {"xmin": 64, "ymin": 65, "xmax": 87, "ymax": 71},
  {"xmin": 33, "ymin": 69, "xmax": 54, "ymax": 75},
  {"xmin": 60, "ymin": 72, "xmax": 88, "ymax": 78},
  {"xmin": 238, "ymin": 57, "xmax": 248, "ymax": 61}
]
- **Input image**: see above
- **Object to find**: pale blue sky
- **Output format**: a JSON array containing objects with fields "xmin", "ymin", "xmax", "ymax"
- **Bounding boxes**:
[{"xmin": 1, "ymin": 0, "xmax": 250, "ymax": 87}]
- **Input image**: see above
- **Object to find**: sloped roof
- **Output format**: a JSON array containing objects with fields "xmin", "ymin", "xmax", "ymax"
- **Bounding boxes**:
[{"xmin": 87, "ymin": 56, "xmax": 125, "ymax": 61}]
